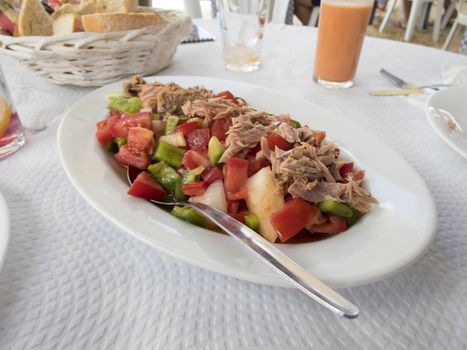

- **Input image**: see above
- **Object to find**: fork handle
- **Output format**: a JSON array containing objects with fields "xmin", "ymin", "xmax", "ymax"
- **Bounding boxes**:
[{"xmin": 188, "ymin": 202, "xmax": 359, "ymax": 319}]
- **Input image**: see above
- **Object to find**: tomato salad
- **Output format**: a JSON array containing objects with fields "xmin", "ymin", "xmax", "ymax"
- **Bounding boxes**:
[{"xmin": 96, "ymin": 77, "xmax": 377, "ymax": 243}]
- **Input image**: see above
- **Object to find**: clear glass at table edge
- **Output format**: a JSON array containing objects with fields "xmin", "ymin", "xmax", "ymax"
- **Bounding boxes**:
[
  {"xmin": 217, "ymin": 0, "xmax": 269, "ymax": 72},
  {"xmin": 0, "ymin": 64, "xmax": 25, "ymax": 159},
  {"xmin": 313, "ymin": 0, "xmax": 373, "ymax": 89}
]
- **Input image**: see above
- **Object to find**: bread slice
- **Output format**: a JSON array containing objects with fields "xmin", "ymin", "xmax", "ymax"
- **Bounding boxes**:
[
  {"xmin": 82, "ymin": 12, "xmax": 161, "ymax": 32},
  {"xmin": 17, "ymin": 0, "xmax": 53, "ymax": 36},
  {"xmin": 51, "ymin": 0, "xmax": 97, "ymax": 19},
  {"xmin": 53, "ymin": 14, "xmax": 83, "ymax": 34},
  {"xmin": 97, "ymin": 0, "xmax": 138, "ymax": 13}
]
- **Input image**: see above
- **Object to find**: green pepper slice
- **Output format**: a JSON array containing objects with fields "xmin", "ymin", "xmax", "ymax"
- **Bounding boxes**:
[
  {"xmin": 106, "ymin": 137, "xmax": 127, "ymax": 153},
  {"xmin": 172, "ymin": 206, "xmax": 208, "ymax": 228},
  {"xmin": 153, "ymin": 140, "xmax": 185, "ymax": 168},
  {"xmin": 208, "ymin": 136, "xmax": 225, "ymax": 165},
  {"xmin": 346, "ymin": 209, "xmax": 359, "ymax": 226},
  {"xmin": 182, "ymin": 166, "xmax": 205, "ymax": 184},
  {"xmin": 318, "ymin": 200, "xmax": 354, "ymax": 218},
  {"xmin": 164, "ymin": 115, "xmax": 179, "ymax": 135},
  {"xmin": 147, "ymin": 161, "xmax": 181, "ymax": 194},
  {"xmin": 245, "ymin": 213, "xmax": 260, "ymax": 231}
]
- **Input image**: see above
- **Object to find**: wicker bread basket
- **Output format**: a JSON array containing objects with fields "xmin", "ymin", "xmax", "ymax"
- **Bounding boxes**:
[{"xmin": 0, "ymin": 9, "xmax": 192, "ymax": 87}]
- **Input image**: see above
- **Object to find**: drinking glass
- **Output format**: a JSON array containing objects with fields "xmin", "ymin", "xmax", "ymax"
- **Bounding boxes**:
[
  {"xmin": 217, "ymin": 0, "xmax": 269, "ymax": 72},
  {"xmin": 0, "ymin": 65, "xmax": 25, "ymax": 159},
  {"xmin": 313, "ymin": 0, "xmax": 373, "ymax": 89}
]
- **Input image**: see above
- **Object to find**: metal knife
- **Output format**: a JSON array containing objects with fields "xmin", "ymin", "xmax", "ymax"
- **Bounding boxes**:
[{"xmin": 373, "ymin": 69, "xmax": 454, "ymax": 96}]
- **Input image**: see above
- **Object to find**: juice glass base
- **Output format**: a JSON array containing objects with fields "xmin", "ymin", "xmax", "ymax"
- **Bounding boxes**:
[
  {"xmin": 224, "ymin": 61, "xmax": 260, "ymax": 72},
  {"xmin": 313, "ymin": 75, "xmax": 354, "ymax": 89}
]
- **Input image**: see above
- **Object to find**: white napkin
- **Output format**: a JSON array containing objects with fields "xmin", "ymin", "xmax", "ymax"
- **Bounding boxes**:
[{"xmin": 407, "ymin": 64, "xmax": 467, "ymax": 108}]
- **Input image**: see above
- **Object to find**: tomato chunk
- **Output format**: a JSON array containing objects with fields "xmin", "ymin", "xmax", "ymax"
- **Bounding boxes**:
[
  {"xmin": 127, "ymin": 127, "xmax": 154, "ymax": 151},
  {"xmin": 352, "ymin": 170, "xmax": 365, "ymax": 181},
  {"xmin": 128, "ymin": 171, "xmax": 166, "ymax": 201},
  {"xmin": 111, "ymin": 112, "xmax": 152, "ymax": 138},
  {"xmin": 210, "ymin": 118, "xmax": 232, "ymax": 142},
  {"xmin": 224, "ymin": 157, "xmax": 249, "ymax": 201},
  {"xmin": 176, "ymin": 120, "xmax": 199, "ymax": 137},
  {"xmin": 182, "ymin": 182, "xmax": 207, "ymax": 196},
  {"xmin": 227, "ymin": 200, "xmax": 241, "ymax": 214},
  {"xmin": 186, "ymin": 128, "xmax": 211, "ymax": 150},
  {"xmin": 96, "ymin": 115, "xmax": 119, "ymax": 143},
  {"xmin": 115, "ymin": 144, "xmax": 150, "ymax": 170},
  {"xmin": 47, "ymin": 0, "xmax": 62, "ymax": 10},
  {"xmin": 182, "ymin": 150, "xmax": 211, "ymax": 170},
  {"xmin": 313, "ymin": 130, "xmax": 326, "ymax": 146},
  {"xmin": 230, "ymin": 213, "xmax": 245, "ymax": 224},
  {"xmin": 0, "ymin": 13, "xmax": 16, "ymax": 34},
  {"xmin": 201, "ymin": 166, "xmax": 223, "ymax": 186},
  {"xmin": 339, "ymin": 162, "xmax": 354, "ymax": 180},
  {"xmin": 214, "ymin": 90, "xmax": 239, "ymax": 105},
  {"xmin": 308, "ymin": 215, "xmax": 347, "ymax": 234},
  {"xmin": 247, "ymin": 154, "xmax": 270, "ymax": 177},
  {"xmin": 270, "ymin": 198, "xmax": 319, "ymax": 242},
  {"xmin": 266, "ymin": 134, "xmax": 292, "ymax": 151}
]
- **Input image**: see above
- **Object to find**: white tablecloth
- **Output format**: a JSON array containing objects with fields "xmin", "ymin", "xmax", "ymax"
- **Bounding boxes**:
[{"xmin": 1, "ymin": 20, "xmax": 467, "ymax": 349}]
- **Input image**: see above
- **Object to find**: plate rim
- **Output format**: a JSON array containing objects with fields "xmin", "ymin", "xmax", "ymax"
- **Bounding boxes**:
[
  {"xmin": 425, "ymin": 86, "xmax": 467, "ymax": 160},
  {"xmin": 58, "ymin": 75, "xmax": 437, "ymax": 288}
]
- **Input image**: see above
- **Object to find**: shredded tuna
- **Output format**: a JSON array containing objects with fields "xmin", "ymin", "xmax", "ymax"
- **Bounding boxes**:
[
  {"xmin": 341, "ymin": 177, "xmax": 378, "ymax": 213},
  {"xmin": 289, "ymin": 179, "xmax": 342, "ymax": 202},
  {"xmin": 270, "ymin": 143, "xmax": 334, "ymax": 194},
  {"xmin": 274, "ymin": 122, "xmax": 301, "ymax": 143},
  {"xmin": 297, "ymin": 127, "xmax": 316, "ymax": 144},
  {"xmin": 139, "ymin": 82, "xmax": 166, "ymax": 112},
  {"xmin": 219, "ymin": 111, "xmax": 276, "ymax": 162},
  {"xmin": 155, "ymin": 84, "xmax": 213, "ymax": 117},
  {"xmin": 288, "ymin": 177, "xmax": 377, "ymax": 213},
  {"xmin": 123, "ymin": 75, "xmax": 147, "ymax": 96},
  {"xmin": 257, "ymin": 136, "xmax": 271, "ymax": 161},
  {"xmin": 328, "ymin": 162, "xmax": 343, "ymax": 182},
  {"xmin": 317, "ymin": 141, "xmax": 339, "ymax": 166},
  {"xmin": 273, "ymin": 123, "xmax": 327, "ymax": 146},
  {"xmin": 182, "ymin": 97, "xmax": 252, "ymax": 127}
]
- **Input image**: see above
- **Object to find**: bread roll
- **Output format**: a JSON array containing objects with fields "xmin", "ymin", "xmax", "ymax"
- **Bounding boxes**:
[
  {"xmin": 97, "ymin": 0, "xmax": 138, "ymax": 13},
  {"xmin": 51, "ymin": 0, "xmax": 97, "ymax": 19},
  {"xmin": 17, "ymin": 0, "xmax": 53, "ymax": 36},
  {"xmin": 82, "ymin": 12, "xmax": 160, "ymax": 32},
  {"xmin": 53, "ymin": 13, "xmax": 83, "ymax": 34}
]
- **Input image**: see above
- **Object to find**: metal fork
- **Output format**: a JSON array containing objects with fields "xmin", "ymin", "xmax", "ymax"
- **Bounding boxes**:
[
  {"xmin": 380, "ymin": 69, "xmax": 454, "ymax": 92},
  {"xmin": 127, "ymin": 166, "xmax": 359, "ymax": 319}
]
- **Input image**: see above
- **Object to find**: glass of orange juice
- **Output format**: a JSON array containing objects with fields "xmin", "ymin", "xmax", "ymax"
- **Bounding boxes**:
[
  {"xmin": 217, "ymin": 0, "xmax": 269, "ymax": 72},
  {"xmin": 313, "ymin": 0, "xmax": 373, "ymax": 89},
  {"xmin": 0, "ymin": 65, "xmax": 25, "ymax": 159}
]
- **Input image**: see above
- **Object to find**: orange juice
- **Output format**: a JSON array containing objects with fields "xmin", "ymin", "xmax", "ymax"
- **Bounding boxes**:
[{"xmin": 313, "ymin": 0, "xmax": 372, "ymax": 88}]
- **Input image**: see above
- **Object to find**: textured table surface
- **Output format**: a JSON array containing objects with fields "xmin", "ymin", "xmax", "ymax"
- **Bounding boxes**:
[{"xmin": 1, "ymin": 20, "xmax": 467, "ymax": 350}]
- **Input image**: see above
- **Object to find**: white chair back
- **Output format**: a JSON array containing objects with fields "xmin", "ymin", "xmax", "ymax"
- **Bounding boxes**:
[
  {"xmin": 183, "ymin": 0, "xmax": 203, "ymax": 18},
  {"xmin": 181, "ymin": 0, "xmax": 291, "ymax": 24}
]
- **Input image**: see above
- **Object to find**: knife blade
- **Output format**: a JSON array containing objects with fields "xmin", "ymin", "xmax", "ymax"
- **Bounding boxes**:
[{"xmin": 380, "ymin": 69, "xmax": 414, "ymax": 89}]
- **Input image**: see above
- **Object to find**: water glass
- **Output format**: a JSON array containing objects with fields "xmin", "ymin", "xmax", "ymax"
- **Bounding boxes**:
[
  {"xmin": 0, "ymin": 65, "xmax": 25, "ymax": 159},
  {"xmin": 217, "ymin": 0, "xmax": 269, "ymax": 72}
]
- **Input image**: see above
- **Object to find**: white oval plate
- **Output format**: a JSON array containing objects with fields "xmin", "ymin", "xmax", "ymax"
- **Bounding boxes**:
[
  {"xmin": 58, "ymin": 76, "xmax": 436, "ymax": 288},
  {"xmin": 0, "ymin": 191, "xmax": 10, "ymax": 272},
  {"xmin": 426, "ymin": 86, "xmax": 467, "ymax": 160}
]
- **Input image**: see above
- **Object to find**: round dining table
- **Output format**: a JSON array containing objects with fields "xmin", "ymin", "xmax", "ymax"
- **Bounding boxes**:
[{"xmin": 1, "ymin": 19, "xmax": 467, "ymax": 349}]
